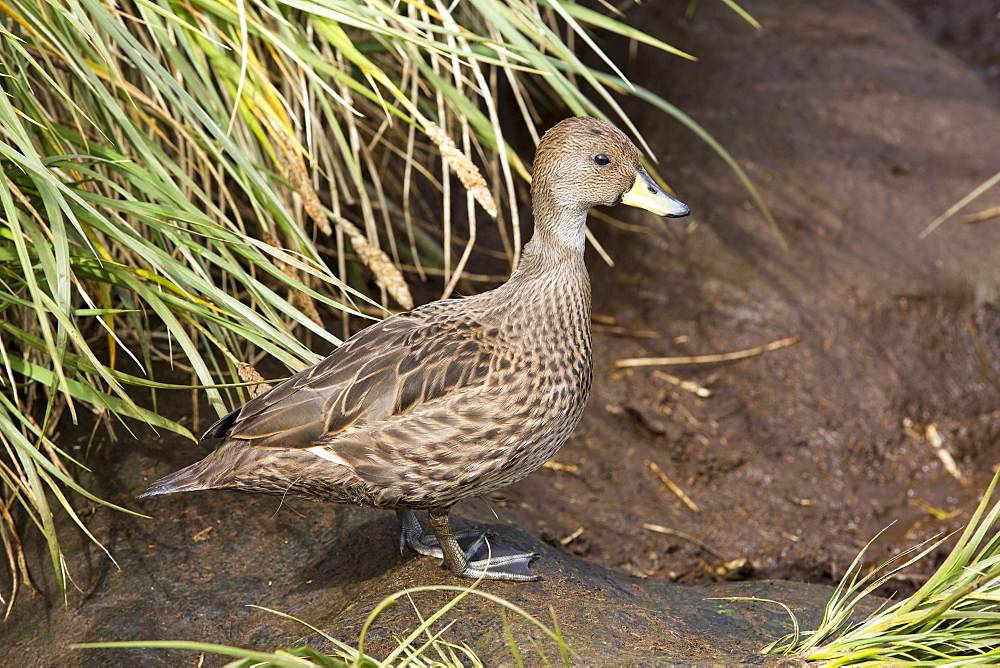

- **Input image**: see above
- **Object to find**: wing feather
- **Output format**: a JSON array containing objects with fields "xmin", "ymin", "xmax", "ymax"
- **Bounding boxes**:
[{"xmin": 204, "ymin": 310, "xmax": 498, "ymax": 451}]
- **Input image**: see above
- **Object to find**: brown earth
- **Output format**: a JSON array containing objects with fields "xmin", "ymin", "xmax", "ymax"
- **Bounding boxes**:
[
  {"xmin": 3, "ymin": 0, "xmax": 1000, "ymax": 664},
  {"xmin": 493, "ymin": 0, "xmax": 1000, "ymax": 594}
]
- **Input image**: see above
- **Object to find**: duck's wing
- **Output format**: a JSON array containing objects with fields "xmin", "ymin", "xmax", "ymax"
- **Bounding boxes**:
[{"xmin": 202, "ymin": 311, "xmax": 497, "ymax": 450}]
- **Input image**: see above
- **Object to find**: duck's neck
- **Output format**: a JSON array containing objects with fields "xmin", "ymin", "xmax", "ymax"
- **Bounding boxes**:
[
  {"xmin": 474, "ymin": 201, "xmax": 592, "ymax": 355},
  {"xmin": 507, "ymin": 196, "xmax": 589, "ymax": 284},
  {"xmin": 513, "ymin": 230, "xmax": 582, "ymax": 279},
  {"xmin": 495, "ymin": 203, "xmax": 592, "ymax": 324}
]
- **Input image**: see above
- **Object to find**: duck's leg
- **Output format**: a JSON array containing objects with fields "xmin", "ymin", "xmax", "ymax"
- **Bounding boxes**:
[
  {"xmin": 397, "ymin": 509, "xmax": 539, "ymax": 581},
  {"xmin": 398, "ymin": 509, "xmax": 448, "ymax": 556},
  {"xmin": 397, "ymin": 509, "xmax": 490, "ymax": 557},
  {"xmin": 426, "ymin": 508, "xmax": 540, "ymax": 582}
]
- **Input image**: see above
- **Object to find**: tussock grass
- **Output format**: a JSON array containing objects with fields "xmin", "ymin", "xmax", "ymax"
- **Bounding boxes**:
[{"xmin": 765, "ymin": 468, "xmax": 1000, "ymax": 665}]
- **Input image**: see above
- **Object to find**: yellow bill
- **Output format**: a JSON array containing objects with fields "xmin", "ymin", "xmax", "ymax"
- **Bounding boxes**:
[{"xmin": 620, "ymin": 170, "xmax": 689, "ymax": 217}]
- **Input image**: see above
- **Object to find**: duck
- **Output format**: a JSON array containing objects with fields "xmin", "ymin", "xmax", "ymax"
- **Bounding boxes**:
[{"xmin": 138, "ymin": 116, "xmax": 689, "ymax": 581}]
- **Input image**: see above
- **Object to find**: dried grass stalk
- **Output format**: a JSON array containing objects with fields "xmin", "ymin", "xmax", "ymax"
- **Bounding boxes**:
[
  {"xmin": 269, "ymin": 121, "xmax": 414, "ymax": 310},
  {"xmin": 291, "ymin": 285, "xmax": 325, "ymax": 326},
  {"xmin": 424, "ymin": 119, "xmax": 498, "ymax": 219},
  {"xmin": 263, "ymin": 231, "xmax": 325, "ymax": 327},
  {"xmin": 236, "ymin": 363, "xmax": 271, "ymax": 399}
]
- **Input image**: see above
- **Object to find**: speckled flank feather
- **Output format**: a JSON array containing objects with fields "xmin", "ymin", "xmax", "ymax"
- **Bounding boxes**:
[
  {"xmin": 140, "ymin": 266, "xmax": 593, "ymax": 509},
  {"xmin": 139, "ymin": 117, "xmax": 688, "ymax": 580}
]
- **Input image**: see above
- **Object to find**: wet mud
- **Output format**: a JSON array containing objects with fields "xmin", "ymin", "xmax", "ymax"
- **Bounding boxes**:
[{"xmin": 489, "ymin": 0, "xmax": 1000, "ymax": 598}]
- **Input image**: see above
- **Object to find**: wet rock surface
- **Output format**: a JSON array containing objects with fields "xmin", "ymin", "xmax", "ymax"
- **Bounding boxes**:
[
  {"xmin": 3, "ymin": 460, "xmax": 824, "ymax": 665},
  {"xmin": 3, "ymin": 0, "xmax": 1000, "ymax": 664}
]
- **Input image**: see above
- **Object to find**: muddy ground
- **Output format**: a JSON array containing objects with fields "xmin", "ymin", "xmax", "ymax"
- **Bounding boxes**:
[
  {"xmin": 498, "ymin": 0, "xmax": 1000, "ymax": 594},
  {"xmin": 3, "ymin": 0, "xmax": 1000, "ymax": 662}
]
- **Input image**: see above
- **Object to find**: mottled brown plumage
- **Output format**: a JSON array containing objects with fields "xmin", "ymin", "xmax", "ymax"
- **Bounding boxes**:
[{"xmin": 139, "ymin": 117, "xmax": 689, "ymax": 580}]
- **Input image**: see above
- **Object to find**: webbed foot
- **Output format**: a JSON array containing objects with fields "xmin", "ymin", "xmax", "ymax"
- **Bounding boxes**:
[{"xmin": 396, "ymin": 509, "xmax": 540, "ymax": 582}]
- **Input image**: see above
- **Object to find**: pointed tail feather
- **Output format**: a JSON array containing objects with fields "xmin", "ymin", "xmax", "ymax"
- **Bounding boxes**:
[{"xmin": 137, "ymin": 450, "xmax": 236, "ymax": 498}]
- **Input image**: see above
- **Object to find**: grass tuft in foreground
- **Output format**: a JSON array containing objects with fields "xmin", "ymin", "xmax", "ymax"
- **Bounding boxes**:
[
  {"xmin": 77, "ymin": 582, "xmax": 575, "ymax": 666},
  {"xmin": 765, "ymin": 467, "xmax": 1000, "ymax": 665}
]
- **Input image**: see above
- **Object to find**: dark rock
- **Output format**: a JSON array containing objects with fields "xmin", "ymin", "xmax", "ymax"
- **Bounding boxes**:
[{"xmin": 1, "ymin": 461, "xmax": 830, "ymax": 665}]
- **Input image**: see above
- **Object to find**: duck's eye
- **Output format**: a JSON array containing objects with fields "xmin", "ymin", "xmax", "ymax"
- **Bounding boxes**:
[{"xmin": 594, "ymin": 154, "xmax": 611, "ymax": 166}]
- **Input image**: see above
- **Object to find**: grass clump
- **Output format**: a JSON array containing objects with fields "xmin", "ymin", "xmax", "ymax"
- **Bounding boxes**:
[{"xmin": 765, "ymin": 468, "xmax": 1000, "ymax": 665}]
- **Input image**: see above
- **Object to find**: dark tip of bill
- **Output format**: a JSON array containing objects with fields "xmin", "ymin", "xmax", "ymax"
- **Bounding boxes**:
[{"xmin": 669, "ymin": 202, "xmax": 691, "ymax": 218}]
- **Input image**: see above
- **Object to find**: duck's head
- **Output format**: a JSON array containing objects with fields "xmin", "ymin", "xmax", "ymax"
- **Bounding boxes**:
[{"xmin": 530, "ymin": 117, "xmax": 689, "ymax": 241}]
